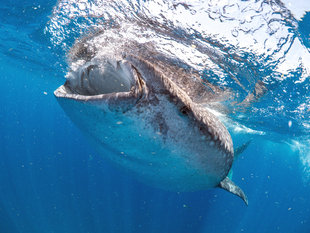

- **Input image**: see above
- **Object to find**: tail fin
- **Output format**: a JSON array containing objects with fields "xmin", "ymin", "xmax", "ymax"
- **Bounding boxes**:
[{"xmin": 218, "ymin": 177, "xmax": 248, "ymax": 206}]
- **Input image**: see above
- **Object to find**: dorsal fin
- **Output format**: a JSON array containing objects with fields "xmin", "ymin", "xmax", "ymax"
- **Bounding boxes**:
[{"xmin": 218, "ymin": 177, "xmax": 248, "ymax": 206}]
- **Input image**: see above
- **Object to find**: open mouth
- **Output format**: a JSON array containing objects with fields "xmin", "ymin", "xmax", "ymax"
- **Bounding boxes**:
[
  {"xmin": 65, "ymin": 60, "xmax": 135, "ymax": 95},
  {"xmin": 54, "ymin": 59, "xmax": 144, "ymax": 101}
]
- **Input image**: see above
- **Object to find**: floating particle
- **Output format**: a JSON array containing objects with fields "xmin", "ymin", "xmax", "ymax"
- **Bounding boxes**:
[{"xmin": 288, "ymin": 120, "xmax": 292, "ymax": 128}]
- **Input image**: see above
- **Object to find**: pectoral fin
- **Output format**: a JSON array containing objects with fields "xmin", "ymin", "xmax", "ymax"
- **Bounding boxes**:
[
  {"xmin": 218, "ymin": 177, "xmax": 248, "ymax": 206},
  {"xmin": 234, "ymin": 139, "xmax": 252, "ymax": 158}
]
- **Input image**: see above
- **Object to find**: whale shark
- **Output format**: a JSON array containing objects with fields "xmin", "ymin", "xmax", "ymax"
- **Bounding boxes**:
[{"xmin": 54, "ymin": 29, "xmax": 248, "ymax": 205}]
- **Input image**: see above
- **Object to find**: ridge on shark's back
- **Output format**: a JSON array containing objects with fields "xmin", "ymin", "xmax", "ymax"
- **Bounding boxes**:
[{"xmin": 54, "ymin": 26, "xmax": 248, "ymax": 205}]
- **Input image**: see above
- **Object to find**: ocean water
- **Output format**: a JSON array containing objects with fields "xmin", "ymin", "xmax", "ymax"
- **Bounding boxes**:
[{"xmin": 1, "ymin": 0, "xmax": 310, "ymax": 233}]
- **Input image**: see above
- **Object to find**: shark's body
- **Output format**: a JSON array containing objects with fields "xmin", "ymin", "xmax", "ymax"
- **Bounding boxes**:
[{"xmin": 54, "ymin": 31, "xmax": 248, "ymax": 205}]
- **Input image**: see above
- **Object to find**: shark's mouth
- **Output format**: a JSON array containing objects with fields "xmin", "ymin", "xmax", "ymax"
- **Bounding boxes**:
[
  {"xmin": 65, "ymin": 60, "xmax": 136, "ymax": 96},
  {"xmin": 54, "ymin": 59, "xmax": 145, "ymax": 102}
]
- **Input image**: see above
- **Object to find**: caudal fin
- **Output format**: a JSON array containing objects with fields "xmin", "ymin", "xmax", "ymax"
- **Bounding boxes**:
[{"xmin": 218, "ymin": 177, "xmax": 248, "ymax": 206}]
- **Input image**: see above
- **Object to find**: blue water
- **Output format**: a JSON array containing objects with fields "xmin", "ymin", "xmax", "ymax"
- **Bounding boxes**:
[{"xmin": 1, "ymin": 0, "xmax": 310, "ymax": 232}]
